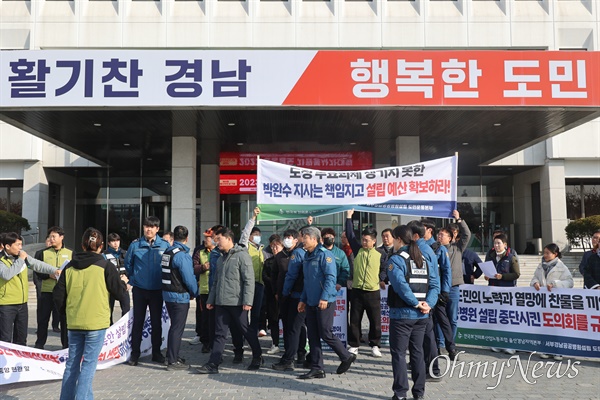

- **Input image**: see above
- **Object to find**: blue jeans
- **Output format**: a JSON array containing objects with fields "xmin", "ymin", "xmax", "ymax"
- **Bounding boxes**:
[
  {"xmin": 437, "ymin": 286, "xmax": 460, "ymax": 347},
  {"xmin": 60, "ymin": 329, "xmax": 107, "ymax": 400}
]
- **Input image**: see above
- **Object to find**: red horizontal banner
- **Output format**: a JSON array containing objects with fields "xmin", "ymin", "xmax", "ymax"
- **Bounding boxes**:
[
  {"xmin": 220, "ymin": 174, "xmax": 257, "ymax": 195},
  {"xmin": 284, "ymin": 50, "xmax": 600, "ymax": 107},
  {"xmin": 219, "ymin": 152, "xmax": 373, "ymax": 171}
]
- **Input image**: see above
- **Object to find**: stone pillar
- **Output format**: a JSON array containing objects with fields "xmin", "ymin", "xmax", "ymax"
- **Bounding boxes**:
[
  {"xmin": 171, "ymin": 111, "xmax": 197, "ymax": 249},
  {"xmin": 200, "ymin": 139, "xmax": 220, "ymax": 234},
  {"xmin": 22, "ymin": 161, "xmax": 48, "ymax": 243},
  {"xmin": 540, "ymin": 159, "xmax": 568, "ymax": 250},
  {"xmin": 373, "ymin": 139, "xmax": 393, "ymax": 236},
  {"xmin": 396, "ymin": 136, "xmax": 421, "ymax": 226}
]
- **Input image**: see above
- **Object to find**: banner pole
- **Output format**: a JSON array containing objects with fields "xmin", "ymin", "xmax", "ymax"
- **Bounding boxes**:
[
  {"xmin": 453, "ymin": 152, "xmax": 459, "ymax": 222},
  {"xmin": 256, "ymin": 155, "xmax": 260, "ymax": 225}
]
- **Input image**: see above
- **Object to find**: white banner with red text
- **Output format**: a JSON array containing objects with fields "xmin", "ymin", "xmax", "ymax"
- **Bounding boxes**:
[
  {"xmin": 257, "ymin": 156, "xmax": 457, "ymax": 220},
  {"xmin": 0, "ymin": 306, "xmax": 170, "ymax": 385},
  {"xmin": 456, "ymin": 285, "xmax": 600, "ymax": 358}
]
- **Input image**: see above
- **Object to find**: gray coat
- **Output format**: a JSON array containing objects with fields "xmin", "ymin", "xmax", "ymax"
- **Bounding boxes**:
[
  {"xmin": 207, "ymin": 244, "xmax": 255, "ymax": 307},
  {"xmin": 446, "ymin": 220, "xmax": 471, "ymax": 286}
]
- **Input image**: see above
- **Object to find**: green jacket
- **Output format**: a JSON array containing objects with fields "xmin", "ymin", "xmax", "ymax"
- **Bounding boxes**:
[
  {"xmin": 36, "ymin": 246, "xmax": 73, "ymax": 293},
  {"xmin": 53, "ymin": 252, "xmax": 127, "ymax": 331},
  {"xmin": 0, "ymin": 254, "xmax": 57, "ymax": 305},
  {"xmin": 352, "ymin": 247, "xmax": 386, "ymax": 291}
]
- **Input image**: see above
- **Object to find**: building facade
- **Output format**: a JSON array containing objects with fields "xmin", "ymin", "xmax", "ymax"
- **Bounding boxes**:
[{"xmin": 1, "ymin": 0, "xmax": 599, "ymax": 251}]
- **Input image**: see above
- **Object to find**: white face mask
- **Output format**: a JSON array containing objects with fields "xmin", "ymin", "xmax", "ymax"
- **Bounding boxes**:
[
  {"xmin": 283, "ymin": 238, "xmax": 294, "ymax": 249},
  {"xmin": 252, "ymin": 235, "xmax": 261, "ymax": 245}
]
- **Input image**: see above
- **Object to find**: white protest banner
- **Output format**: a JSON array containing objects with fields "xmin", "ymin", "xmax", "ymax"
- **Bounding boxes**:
[
  {"xmin": 380, "ymin": 285, "xmax": 390, "ymax": 345},
  {"xmin": 257, "ymin": 156, "xmax": 458, "ymax": 221},
  {"xmin": 322, "ymin": 288, "xmax": 348, "ymax": 351},
  {"xmin": 0, "ymin": 306, "xmax": 170, "ymax": 385},
  {"xmin": 456, "ymin": 285, "xmax": 600, "ymax": 358}
]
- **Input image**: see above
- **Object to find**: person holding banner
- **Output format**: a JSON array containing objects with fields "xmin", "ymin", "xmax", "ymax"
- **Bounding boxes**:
[
  {"xmin": 297, "ymin": 226, "xmax": 356, "ymax": 379},
  {"xmin": 345, "ymin": 209, "xmax": 387, "ymax": 358},
  {"xmin": 0, "ymin": 232, "xmax": 60, "ymax": 346},
  {"xmin": 484, "ymin": 233, "xmax": 520, "ymax": 355},
  {"xmin": 387, "ymin": 225, "xmax": 440, "ymax": 400},
  {"xmin": 53, "ymin": 227, "xmax": 127, "ymax": 400}
]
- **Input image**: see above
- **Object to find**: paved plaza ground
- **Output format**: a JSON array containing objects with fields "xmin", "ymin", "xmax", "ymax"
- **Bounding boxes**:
[{"xmin": 1, "ymin": 284, "xmax": 599, "ymax": 400}]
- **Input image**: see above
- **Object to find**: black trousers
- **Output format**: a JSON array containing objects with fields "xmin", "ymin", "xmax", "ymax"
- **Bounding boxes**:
[
  {"xmin": 390, "ymin": 318, "xmax": 427, "ymax": 399},
  {"xmin": 423, "ymin": 315, "xmax": 440, "ymax": 376},
  {"xmin": 131, "ymin": 286, "xmax": 164, "ymax": 360},
  {"xmin": 109, "ymin": 288, "xmax": 131, "ymax": 325},
  {"xmin": 280, "ymin": 297, "xmax": 307, "ymax": 362},
  {"xmin": 36, "ymin": 292, "xmax": 67, "ymax": 349},
  {"xmin": 433, "ymin": 302, "xmax": 456, "ymax": 352},
  {"xmin": 165, "ymin": 301, "xmax": 189, "ymax": 364},
  {"xmin": 305, "ymin": 303, "xmax": 352, "ymax": 370},
  {"xmin": 249, "ymin": 283, "xmax": 264, "ymax": 336},
  {"xmin": 196, "ymin": 294, "xmax": 211, "ymax": 346},
  {"xmin": 209, "ymin": 305, "xmax": 262, "ymax": 365},
  {"xmin": 0, "ymin": 303, "xmax": 28, "ymax": 346},
  {"xmin": 264, "ymin": 285, "xmax": 279, "ymax": 346},
  {"xmin": 348, "ymin": 288, "xmax": 381, "ymax": 347}
]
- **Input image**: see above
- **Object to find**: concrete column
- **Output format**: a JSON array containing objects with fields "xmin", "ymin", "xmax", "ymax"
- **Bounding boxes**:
[
  {"xmin": 200, "ymin": 139, "xmax": 220, "ymax": 234},
  {"xmin": 22, "ymin": 161, "xmax": 48, "ymax": 243},
  {"xmin": 540, "ymin": 159, "xmax": 568, "ymax": 250},
  {"xmin": 395, "ymin": 136, "xmax": 421, "ymax": 226},
  {"xmin": 171, "ymin": 111, "xmax": 197, "ymax": 249},
  {"xmin": 373, "ymin": 138, "xmax": 393, "ymax": 237}
]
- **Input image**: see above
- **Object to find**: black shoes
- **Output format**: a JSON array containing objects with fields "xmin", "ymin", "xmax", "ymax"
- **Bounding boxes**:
[
  {"xmin": 167, "ymin": 361, "xmax": 189, "ymax": 371},
  {"xmin": 336, "ymin": 353, "xmax": 356, "ymax": 374},
  {"xmin": 194, "ymin": 363, "xmax": 219, "ymax": 374},
  {"xmin": 247, "ymin": 356, "xmax": 264, "ymax": 370},
  {"xmin": 426, "ymin": 373, "xmax": 443, "ymax": 382},
  {"xmin": 201, "ymin": 344, "xmax": 212, "ymax": 354},
  {"xmin": 272, "ymin": 360, "xmax": 295, "ymax": 371},
  {"xmin": 233, "ymin": 353, "xmax": 244, "ymax": 364},
  {"xmin": 152, "ymin": 353, "xmax": 166, "ymax": 364},
  {"xmin": 448, "ymin": 349, "xmax": 459, "ymax": 361},
  {"xmin": 298, "ymin": 369, "xmax": 326, "ymax": 379},
  {"xmin": 128, "ymin": 357, "xmax": 139, "ymax": 367}
]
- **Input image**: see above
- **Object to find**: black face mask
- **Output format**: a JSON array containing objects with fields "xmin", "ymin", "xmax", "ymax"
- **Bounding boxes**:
[{"xmin": 323, "ymin": 237, "xmax": 335, "ymax": 247}]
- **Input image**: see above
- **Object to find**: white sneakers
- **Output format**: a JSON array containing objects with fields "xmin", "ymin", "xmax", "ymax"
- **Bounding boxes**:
[
  {"xmin": 503, "ymin": 349, "xmax": 516, "ymax": 355},
  {"xmin": 267, "ymin": 344, "xmax": 280, "ymax": 355},
  {"xmin": 371, "ymin": 346, "xmax": 382, "ymax": 358},
  {"xmin": 539, "ymin": 353, "xmax": 563, "ymax": 361},
  {"xmin": 347, "ymin": 346, "xmax": 382, "ymax": 357},
  {"xmin": 258, "ymin": 329, "xmax": 268, "ymax": 337},
  {"xmin": 189, "ymin": 336, "xmax": 201, "ymax": 345},
  {"xmin": 539, "ymin": 353, "xmax": 551, "ymax": 359}
]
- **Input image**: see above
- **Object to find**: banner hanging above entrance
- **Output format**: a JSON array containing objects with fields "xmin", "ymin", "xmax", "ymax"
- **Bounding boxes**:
[
  {"xmin": 1, "ymin": 50, "xmax": 599, "ymax": 107},
  {"xmin": 256, "ymin": 155, "xmax": 458, "ymax": 221}
]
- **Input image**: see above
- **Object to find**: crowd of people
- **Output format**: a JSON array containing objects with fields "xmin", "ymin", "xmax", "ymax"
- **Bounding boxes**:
[{"xmin": 1, "ymin": 216, "xmax": 599, "ymax": 400}]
